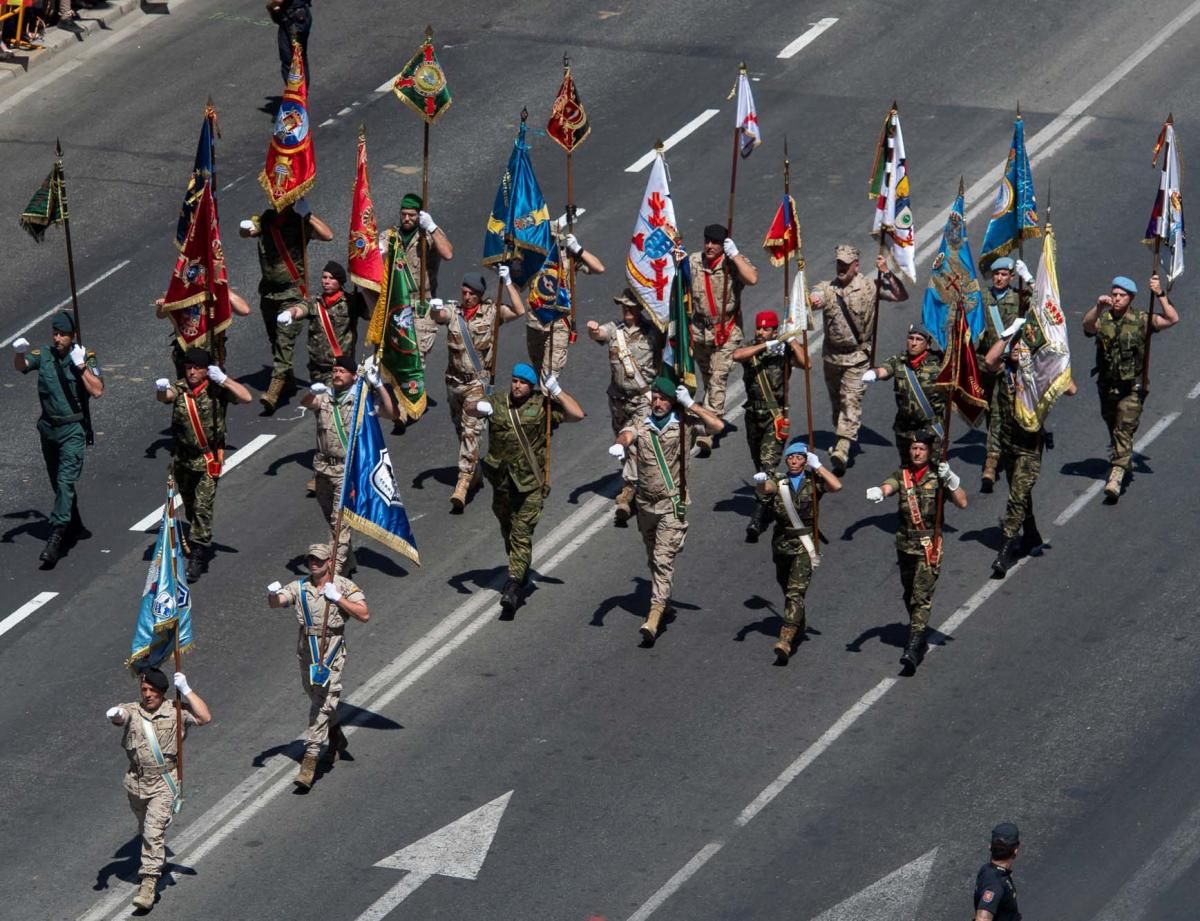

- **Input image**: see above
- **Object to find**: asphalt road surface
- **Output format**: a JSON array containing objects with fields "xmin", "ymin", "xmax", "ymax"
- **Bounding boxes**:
[{"xmin": 2, "ymin": 1, "xmax": 1199, "ymax": 919}]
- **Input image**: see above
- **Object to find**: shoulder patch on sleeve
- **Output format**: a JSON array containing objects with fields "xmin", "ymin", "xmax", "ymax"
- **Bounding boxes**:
[{"xmin": 981, "ymin": 889, "xmax": 995, "ymax": 904}]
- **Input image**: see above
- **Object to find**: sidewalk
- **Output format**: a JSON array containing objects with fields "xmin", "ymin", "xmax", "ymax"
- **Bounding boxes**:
[{"xmin": 0, "ymin": 0, "xmax": 151, "ymax": 86}]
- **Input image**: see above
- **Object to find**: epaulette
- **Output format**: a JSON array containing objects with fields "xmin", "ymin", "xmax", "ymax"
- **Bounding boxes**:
[{"xmin": 29, "ymin": 348, "xmax": 41, "ymax": 357}]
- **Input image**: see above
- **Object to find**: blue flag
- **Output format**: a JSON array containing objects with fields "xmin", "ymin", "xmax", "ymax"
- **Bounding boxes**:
[
  {"xmin": 128, "ymin": 485, "xmax": 193, "ymax": 670},
  {"xmin": 340, "ymin": 379, "xmax": 421, "ymax": 566},
  {"xmin": 980, "ymin": 115, "xmax": 1040, "ymax": 265},
  {"xmin": 527, "ymin": 240, "xmax": 572, "ymax": 325},
  {"xmin": 482, "ymin": 119, "xmax": 552, "ymax": 286},
  {"xmin": 176, "ymin": 104, "xmax": 218, "ymax": 251},
  {"xmin": 923, "ymin": 183, "xmax": 984, "ymax": 351}
]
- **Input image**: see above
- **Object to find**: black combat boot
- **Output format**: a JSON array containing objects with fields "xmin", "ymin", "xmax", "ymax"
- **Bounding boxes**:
[
  {"xmin": 900, "ymin": 627, "xmax": 927, "ymax": 670},
  {"xmin": 499, "ymin": 578, "xmax": 521, "ymax": 617},
  {"xmin": 39, "ymin": 526, "xmax": 66, "ymax": 566},
  {"xmin": 186, "ymin": 544, "xmax": 211, "ymax": 581},
  {"xmin": 1020, "ymin": 516, "xmax": 1044, "ymax": 557},
  {"xmin": 991, "ymin": 535, "xmax": 1020, "ymax": 578},
  {"xmin": 745, "ymin": 503, "xmax": 770, "ymax": 543}
]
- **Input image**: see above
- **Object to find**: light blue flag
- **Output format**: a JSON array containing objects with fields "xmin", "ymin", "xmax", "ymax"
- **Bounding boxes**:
[
  {"xmin": 128, "ymin": 485, "xmax": 193, "ymax": 671},
  {"xmin": 923, "ymin": 183, "xmax": 984, "ymax": 351},
  {"xmin": 339, "ymin": 378, "xmax": 421, "ymax": 566},
  {"xmin": 481, "ymin": 118, "xmax": 552, "ymax": 286},
  {"xmin": 980, "ymin": 115, "xmax": 1040, "ymax": 266}
]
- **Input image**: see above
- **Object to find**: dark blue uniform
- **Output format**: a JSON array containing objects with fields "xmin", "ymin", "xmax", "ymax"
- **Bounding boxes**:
[{"xmin": 974, "ymin": 862, "xmax": 1020, "ymax": 920}]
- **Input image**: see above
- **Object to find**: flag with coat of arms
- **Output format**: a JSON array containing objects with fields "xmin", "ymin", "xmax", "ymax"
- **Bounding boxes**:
[
  {"xmin": 127, "ymin": 483, "xmax": 193, "ymax": 671},
  {"xmin": 625, "ymin": 148, "xmax": 679, "ymax": 331},
  {"xmin": 869, "ymin": 104, "xmax": 916, "ymax": 281}
]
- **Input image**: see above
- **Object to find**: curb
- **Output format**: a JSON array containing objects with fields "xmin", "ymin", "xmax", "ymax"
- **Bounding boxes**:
[{"xmin": 0, "ymin": 0, "xmax": 144, "ymax": 86}]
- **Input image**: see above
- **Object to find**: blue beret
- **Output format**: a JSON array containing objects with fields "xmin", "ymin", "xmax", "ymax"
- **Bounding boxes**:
[
  {"xmin": 1112, "ymin": 276, "xmax": 1138, "ymax": 295},
  {"xmin": 990, "ymin": 257, "xmax": 1015, "ymax": 271},
  {"xmin": 512, "ymin": 362, "xmax": 539, "ymax": 386},
  {"xmin": 784, "ymin": 440, "xmax": 808, "ymax": 458}
]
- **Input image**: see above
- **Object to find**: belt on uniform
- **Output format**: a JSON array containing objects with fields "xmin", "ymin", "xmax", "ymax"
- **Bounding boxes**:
[
  {"xmin": 129, "ymin": 762, "xmax": 176, "ymax": 777},
  {"xmin": 42, "ymin": 413, "xmax": 84, "ymax": 426},
  {"xmin": 303, "ymin": 626, "xmax": 344, "ymax": 637}
]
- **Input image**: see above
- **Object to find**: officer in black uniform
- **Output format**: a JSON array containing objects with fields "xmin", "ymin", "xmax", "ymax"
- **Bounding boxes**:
[{"xmin": 974, "ymin": 822, "xmax": 1022, "ymax": 921}]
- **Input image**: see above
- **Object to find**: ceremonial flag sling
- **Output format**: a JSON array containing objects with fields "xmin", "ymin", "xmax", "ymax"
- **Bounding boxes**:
[
  {"xmin": 625, "ymin": 144, "xmax": 679, "ymax": 331},
  {"xmin": 348, "ymin": 125, "xmax": 384, "ymax": 293},
  {"xmin": 1013, "ymin": 221, "xmax": 1072, "ymax": 432},
  {"xmin": 1141, "ymin": 116, "xmax": 1185, "ymax": 396},
  {"xmin": 922, "ymin": 179, "xmax": 984, "ymax": 352},
  {"xmin": 260, "ymin": 41, "xmax": 317, "ymax": 210}
]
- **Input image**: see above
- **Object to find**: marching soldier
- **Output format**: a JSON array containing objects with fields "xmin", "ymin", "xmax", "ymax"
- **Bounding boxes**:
[
  {"xmin": 431, "ymin": 270, "xmax": 526, "ymax": 512},
  {"xmin": 394, "ymin": 193, "xmax": 454, "ymax": 363},
  {"xmin": 106, "ymin": 668, "xmax": 211, "ymax": 912},
  {"xmin": 267, "ymin": 543, "xmax": 369, "ymax": 790},
  {"xmin": 275, "ymin": 261, "xmax": 373, "ymax": 386},
  {"xmin": 239, "ymin": 198, "xmax": 334, "ymax": 414},
  {"xmin": 1082, "ymin": 273, "xmax": 1178, "ymax": 502},
  {"xmin": 861, "ymin": 323, "xmax": 946, "ymax": 465},
  {"xmin": 586, "ymin": 287, "xmax": 664, "ymax": 525},
  {"xmin": 11, "ymin": 311, "xmax": 104, "ymax": 567},
  {"xmin": 732, "ymin": 309, "xmax": 810, "ymax": 542},
  {"xmin": 686, "ymin": 224, "xmax": 759, "ymax": 457},
  {"xmin": 976, "ymin": 256, "xmax": 1033, "ymax": 491},
  {"xmin": 808, "ymin": 244, "xmax": 909, "ymax": 475},
  {"xmin": 154, "ymin": 347, "xmax": 253, "ymax": 580},
  {"xmin": 611, "ymin": 377, "xmax": 723, "ymax": 645},
  {"xmin": 974, "ymin": 823, "xmax": 1023, "ymax": 921},
  {"xmin": 523, "ymin": 230, "xmax": 605, "ymax": 376},
  {"xmin": 468, "ymin": 363, "xmax": 585, "ymax": 616},
  {"xmin": 155, "ymin": 290, "xmax": 252, "ymax": 380},
  {"xmin": 866, "ymin": 432, "xmax": 967, "ymax": 670},
  {"xmin": 301, "ymin": 355, "xmax": 397, "ymax": 575},
  {"xmin": 752, "ymin": 440, "xmax": 842, "ymax": 663}
]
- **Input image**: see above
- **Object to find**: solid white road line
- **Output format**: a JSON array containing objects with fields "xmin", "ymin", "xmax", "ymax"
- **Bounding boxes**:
[
  {"xmin": 127, "ymin": 434, "xmax": 277, "ymax": 531},
  {"xmin": 625, "ymin": 109, "xmax": 721, "ymax": 173},
  {"xmin": 1, "ymin": 261, "xmax": 131, "ymax": 348},
  {"xmin": 0, "ymin": 592, "xmax": 58, "ymax": 640},
  {"xmin": 1188, "ymin": 380, "xmax": 1200, "ymax": 400},
  {"xmin": 777, "ymin": 18, "xmax": 839, "ymax": 59},
  {"xmin": 627, "ymin": 842, "xmax": 727, "ymax": 921}
]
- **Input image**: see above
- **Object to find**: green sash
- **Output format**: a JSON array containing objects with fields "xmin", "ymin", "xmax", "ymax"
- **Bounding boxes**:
[
  {"xmin": 649, "ymin": 423, "xmax": 684, "ymax": 521},
  {"xmin": 139, "ymin": 715, "xmax": 182, "ymax": 814}
]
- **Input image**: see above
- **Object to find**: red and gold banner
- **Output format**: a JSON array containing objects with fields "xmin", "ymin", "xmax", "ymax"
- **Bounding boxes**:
[
  {"xmin": 348, "ymin": 127, "xmax": 383, "ymax": 292},
  {"xmin": 162, "ymin": 185, "xmax": 232, "ymax": 348},
  {"xmin": 547, "ymin": 64, "xmax": 590, "ymax": 153},
  {"xmin": 259, "ymin": 41, "xmax": 316, "ymax": 210}
]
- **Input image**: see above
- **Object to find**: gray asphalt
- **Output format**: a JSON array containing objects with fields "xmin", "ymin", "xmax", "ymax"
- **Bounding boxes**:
[{"xmin": 1, "ymin": 1, "xmax": 1199, "ymax": 920}]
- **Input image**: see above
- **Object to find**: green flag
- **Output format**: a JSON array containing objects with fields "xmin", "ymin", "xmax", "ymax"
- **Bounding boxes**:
[
  {"xmin": 669, "ymin": 267, "xmax": 696, "ymax": 391},
  {"xmin": 391, "ymin": 27, "xmax": 452, "ymax": 125},
  {"xmin": 19, "ymin": 162, "xmax": 65, "ymax": 243},
  {"xmin": 372, "ymin": 229, "xmax": 427, "ymax": 420}
]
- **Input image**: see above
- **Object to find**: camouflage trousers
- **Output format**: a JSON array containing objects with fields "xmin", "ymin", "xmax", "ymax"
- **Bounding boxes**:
[
  {"xmin": 897, "ymin": 549, "xmax": 939, "ymax": 631},
  {"xmin": 1001, "ymin": 447, "xmax": 1042, "ymax": 539},
  {"xmin": 315, "ymin": 470, "xmax": 353, "ymax": 574},
  {"xmin": 746, "ymin": 409, "xmax": 784, "ymax": 506},
  {"xmin": 124, "ymin": 777, "xmax": 174, "ymax": 879},
  {"xmin": 981, "ymin": 370, "xmax": 1007, "ymax": 456},
  {"xmin": 527, "ymin": 320, "xmax": 571, "ymax": 378},
  {"xmin": 448, "ymin": 382, "xmax": 487, "ymax": 476},
  {"xmin": 297, "ymin": 636, "xmax": 346, "ymax": 757},
  {"xmin": 607, "ymin": 387, "xmax": 651, "ymax": 438},
  {"xmin": 415, "ymin": 311, "xmax": 439, "ymax": 360},
  {"xmin": 490, "ymin": 479, "xmax": 545, "ymax": 583},
  {"xmin": 692, "ymin": 335, "xmax": 740, "ymax": 419},
  {"xmin": 773, "ymin": 551, "xmax": 813, "ymax": 630},
  {"xmin": 260, "ymin": 295, "xmax": 304, "ymax": 380},
  {"xmin": 1100, "ymin": 387, "xmax": 1142, "ymax": 471},
  {"xmin": 175, "ymin": 464, "xmax": 217, "ymax": 547},
  {"xmin": 637, "ymin": 506, "xmax": 688, "ymax": 607},
  {"xmin": 823, "ymin": 354, "xmax": 870, "ymax": 442}
]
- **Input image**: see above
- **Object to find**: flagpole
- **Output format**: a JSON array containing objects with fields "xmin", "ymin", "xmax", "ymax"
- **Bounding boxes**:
[
  {"xmin": 716, "ymin": 63, "xmax": 746, "ymax": 342},
  {"xmin": 1142, "ymin": 113, "xmax": 1172, "ymax": 399},
  {"xmin": 419, "ymin": 118, "xmax": 431, "ymax": 308},
  {"xmin": 932, "ymin": 294, "xmax": 961, "ymax": 556},
  {"xmin": 54, "ymin": 140, "xmax": 83, "ymax": 344},
  {"xmin": 319, "ymin": 380, "xmax": 363, "ymax": 669}
]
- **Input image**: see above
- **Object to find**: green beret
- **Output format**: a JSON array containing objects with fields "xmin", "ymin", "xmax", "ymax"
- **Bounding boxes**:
[
  {"xmin": 51, "ymin": 312, "xmax": 76, "ymax": 333},
  {"xmin": 651, "ymin": 376, "xmax": 677, "ymax": 400},
  {"xmin": 400, "ymin": 193, "xmax": 423, "ymax": 211}
]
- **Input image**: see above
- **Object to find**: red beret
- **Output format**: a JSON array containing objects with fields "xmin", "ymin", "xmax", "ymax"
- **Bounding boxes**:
[{"xmin": 755, "ymin": 310, "xmax": 780, "ymax": 329}]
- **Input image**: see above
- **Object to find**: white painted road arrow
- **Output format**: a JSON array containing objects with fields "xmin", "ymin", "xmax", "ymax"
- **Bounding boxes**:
[
  {"xmin": 809, "ymin": 848, "xmax": 938, "ymax": 921},
  {"xmin": 354, "ymin": 791, "xmax": 514, "ymax": 921}
]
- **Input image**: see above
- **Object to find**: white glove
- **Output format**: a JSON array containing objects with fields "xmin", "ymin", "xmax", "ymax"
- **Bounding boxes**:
[
  {"xmin": 11, "ymin": 337, "xmax": 29, "ymax": 353},
  {"xmin": 310, "ymin": 382, "xmax": 330, "ymax": 396},
  {"xmin": 541, "ymin": 374, "xmax": 562, "ymax": 397},
  {"xmin": 723, "ymin": 238, "xmax": 739, "ymax": 259},
  {"xmin": 276, "ymin": 309, "xmax": 294, "ymax": 327},
  {"xmin": 565, "ymin": 233, "xmax": 583, "ymax": 255},
  {"xmin": 418, "ymin": 210, "xmax": 438, "ymax": 233},
  {"xmin": 674, "ymin": 385, "xmax": 695, "ymax": 408},
  {"xmin": 1014, "ymin": 259, "xmax": 1034, "ymax": 285},
  {"xmin": 608, "ymin": 443, "xmax": 625, "ymax": 460},
  {"xmin": 498, "ymin": 264, "xmax": 511, "ymax": 285},
  {"xmin": 808, "ymin": 289, "xmax": 825, "ymax": 307},
  {"xmin": 862, "ymin": 369, "xmax": 878, "ymax": 383},
  {"xmin": 106, "ymin": 706, "xmax": 127, "ymax": 725},
  {"xmin": 1001, "ymin": 316, "xmax": 1026, "ymax": 338},
  {"xmin": 765, "ymin": 340, "xmax": 786, "ymax": 357},
  {"xmin": 866, "ymin": 486, "xmax": 885, "ymax": 504},
  {"xmin": 806, "ymin": 452, "xmax": 822, "ymax": 470},
  {"xmin": 267, "ymin": 580, "xmax": 283, "ymax": 595},
  {"xmin": 429, "ymin": 297, "xmax": 444, "ymax": 311},
  {"xmin": 207, "ymin": 365, "xmax": 227, "ymax": 385},
  {"xmin": 322, "ymin": 582, "xmax": 343, "ymax": 603},
  {"xmin": 752, "ymin": 471, "xmax": 769, "ymax": 484},
  {"xmin": 174, "ymin": 672, "xmax": 192, "ymax": 696},
  {"xmin": 239, "ymin": 219, "xmax": 256, "ymax": 232},
  {"xmin": 70, "ymin": 344, "xmax": 86, "ymax": 368},
  {"xmin": 155, "ymin": 378, "xmax": 170, "ymax": 392},
  {"xmin": 937, "ymin": 461, "xmax": 961, "ymax": 492},
  {"xmin": 363, "ymin": 356, "xmax": 383, "ymax": 388},
  {"xmin": 293, "ymin": 198, "xmax": 311, "ymax": 218},
  {"xmin": 476, "ymin": 399, "xmax": 494, "ymax": 417}
]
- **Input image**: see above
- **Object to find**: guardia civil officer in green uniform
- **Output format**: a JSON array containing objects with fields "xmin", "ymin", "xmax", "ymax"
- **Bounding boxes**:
[
  {"xmin": 862, "ymin": 323, "xmax": 946, "ymax": 465},
  {"xmin": 866, "ymin": 431, "xmax": 967, "ymax": 670},
  {"xmin": 11, "ymin": 311, "xmax": 104, "ymax": 566},
  {"xmin": 752, "ymin": 439, "xmax": 841, "ymax": 664},
  {"xmin": 974, "ymin": 822, "xmax": 1022, "ymax": 921},
  {"xmin": 1082, "ymin": 273, "xmax": 1179, "ymax": 502},
  {"xmin": 467, "ymin": 362, "xmax": 584, "ymax": 616}
]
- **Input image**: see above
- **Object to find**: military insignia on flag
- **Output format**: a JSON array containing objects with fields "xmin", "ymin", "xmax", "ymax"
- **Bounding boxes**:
[
  {"xmin": 869, "ymin": 104, "xmax": 916, "ymax": 282},
  {"xmin": 980, "ymin": 113, "xmax": 1040, "ymax": 266},
  {"xmin": 177, "ymin": 103, "xmax": 219, "ymax": 251},
  {"xmin": 19, "ymin": 160, "xmax": 66, "ymax": 243},
  {"xmin": 763, "ymin": 195, "xmax": 800, "ymax": 267},
  {"xmin": 392, "ymin": 26, "xmax": 453, "ymax": 124},
  {"xmin": 922, "ymin": 181, "xmax": 984, "ymax": 351},
  {"xmin": 731, "ymin": 64, "xmax": 761, "ymax": 158},
  {"xmin": 547, "ymin": 61, "xmax": 590, "ymax": 153},
  {"xmin": 934, "ymin": 305, "xmax": 987, "ymax": 427},
  {"xmin": 527, "ymin": 242, "xmax": 572, "ymax": 323},
  {"xmin": 127, "ymin": 483, "xmax": 193, "ymax": 670},
  {"xmin": 482, "ymin": 116, "xmax": 552, "ymax": 285},
  {"xmin": 348, "ymin": 126, "xmax": 384, "ymax": 292},
  {"xmin": 1013, "ymin": 222, "xmax": 1072, "ymax": 432},
  {"xmin": 371, "ymin": 229, "xmax": 426, "ymax": 419},
  {"xmin": 259, "ymin": 41, "xmax": 316, "ymax": 210},
  {"xmin": 1144, "ymin": 117, "xmax": 1185, "ymax": 282},
  {"xmin": 625, "ymin": 148, "xmax": 679, "ymax": 330},
  {"xmin": 162, "ymin": 185, "xmax": 233, "ymax": 349}
]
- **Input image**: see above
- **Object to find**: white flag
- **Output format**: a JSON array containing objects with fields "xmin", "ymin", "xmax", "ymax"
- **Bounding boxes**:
[
  {"xmin": 625, "ymin": 151, "xmax": 679, "ymax": 330},
  {"xmin": 1146, "ymin": 121, "xmax": 1185, "ymax": 282},
  {"xmin": 871, "ymin": 110, "xmax": 916, "ymax": 282},
  {"xmin": 735, "ymin": 70, "xmax": 761, "ymax": 158}
]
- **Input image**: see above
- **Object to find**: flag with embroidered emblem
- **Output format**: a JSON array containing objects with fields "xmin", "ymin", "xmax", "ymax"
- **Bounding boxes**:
[
  {"xmin": 1144, "ymin": 117, "xmax": 1185, "ymax": 282},
  {"xmin": 370, "ymin": 228, "xmax": 426, "ymax": 419},
  {"xmin": 732, "ymin": 65, "xmax": 761, "ymax": 158},
  {"xmin": 869, "ymin": 104, "xmax": 916, "ymax": 282},
  {"xmin": 127, "ymin": 483, "xmax": 193, "ymax": 670},
  {"xmin": 1013, "ymin": 222, "xmax": 1072, "ymax": 432},
  {"xmin": 392, "ymin": 26, "xmax": 453, "ymax": 124},
  {"xmin": 922, "ymin": 180, "xmax": 984, "ymax": 351},
  {"xmin": 259, "ymin": 40, "xmax": 316, "ymax": 210},
  {"xmin": 934, "ymin": 302, "xmax": 987, "ymax": 427},
  {"xmin": 348, "ymin": 126, "xmax": 384, "ymax": 292},
  {"xmin": 664, "ymin": 262, "xmax": 696, "ymax": 391},
  {"xmin": 18, "ymin": 160, "xmax": 65, "ymax": 243},
  {"xmin": 762, "ymin": 194, "xmax": 799, "ymax": 267},
  {"xmin": 527, "ymin": 239, "xmax": 572, "ymax": 325},
  {"xmin": 980, "ymin": 113, "xmax": 1040, "ymax": 266},
  {"xmin": 339, "ymin": 378, "xmax": 420, "ymax": 565},
  {"xmin": 176, "ymin": 102, "xmax": 219, "ymax": 251},
  {"xmin": 161, "ymin": 185, "xmax": 232, "ymax": 348},
  {"xmin": 482, "ymin": 116, "xmax": 552, "ymax": 285},
  {"xmin": 625, "ymin": 148, "xmax": 679, "ymax": 331},
  {"xmin": 547, "ymin": 62, "xmax": 590, "ymax": 153}
]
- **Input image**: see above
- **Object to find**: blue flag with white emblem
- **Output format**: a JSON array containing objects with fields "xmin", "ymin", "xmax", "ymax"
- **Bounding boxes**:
[
  {"xmin": 128, "ymin": 484, "xmax": 193, "ymax": 670},
  {"xmin": 340, "ymin": 378, "xmax": 421, "ymax": 566},
  {"xmin": 922, "ymin": 182, "xmax": 984, "ymax": 351},
  {"xmin": 980, "ymin": 115, "xmax": 1040, "ymax": 266},
  {"xmin": 482, "ymin": 118, "xmax": 552, "ymax": 286}
]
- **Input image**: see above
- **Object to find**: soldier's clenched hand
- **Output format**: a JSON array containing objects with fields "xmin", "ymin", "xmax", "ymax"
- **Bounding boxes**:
[
  {"xmin": 11, "ymin": 337, "xmax": 29, "ymax": 353},
  {"xmin": 106, "ymin": 707, "xmax": 127, "ymax": 725},
  {"xmin": 866, "ymin": 486, "xmax": 885, "ymax": 503}
]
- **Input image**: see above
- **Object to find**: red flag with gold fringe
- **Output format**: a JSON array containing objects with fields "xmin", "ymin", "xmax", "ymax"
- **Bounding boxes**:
[
  {"xmin": 348, "ymin": 127, "xmax": 383, "ymax": 292},
  {"xmin": 259, "ymin": 41, "xmax": 316, "ymax": 210},
  {"xmin": 161, "ymin": 185, "xmax": 232, "ymax": 348}
]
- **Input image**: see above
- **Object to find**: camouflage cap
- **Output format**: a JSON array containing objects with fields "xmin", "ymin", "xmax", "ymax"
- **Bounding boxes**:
[
  {"xmin": 835, "ymin": 243, "xmax": 860, "ymax": 263},
  {"xmin": 613, "ymin": 288, "xmax": 642, "ymax": 308},
  {"xmin": 307, "ymin": 543, "xmax": 332, "ymax": 561}
]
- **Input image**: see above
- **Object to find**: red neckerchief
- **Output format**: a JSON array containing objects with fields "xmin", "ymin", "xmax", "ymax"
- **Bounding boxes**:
[
  {"xmin": 705, "ymin": 253, "xmax": 725, "ymax": 273},
  {"xmin": 190, "ymin": 379, "xmax": 209, "ymax": 397},
  {"xmin": 463, "ymin": 302, "xmax": 480, "ymax": 321},
  {"xmin": 323, "ymin": 291, "xmax": 344, "ymax": 309},
  {"xmin": 908, "ymin": 350, "xmax": 928, "ymax": 370},
  {"xmin": 911, "ymin": 464, "xmax": 930, "ymax": 484}
]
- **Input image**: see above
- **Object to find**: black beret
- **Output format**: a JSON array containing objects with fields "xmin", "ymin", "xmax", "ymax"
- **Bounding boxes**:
[
  {"xmin": 334, "ymin": 354, "xmax": 357, "ymax": 372},
  {"xmin": 140, "ymin": 668, "xmax": 170, "ymax": 693},
  {"xmin": 183, "ymin": 347, "xmax": 211, "ymax": 367},
  {"xmin": 703, "ymin": 223, "xmax": 728, "ymax": 243},
  {"xmin": 323, "ymin": 261, "xmax": 347, "ymax": 285}
]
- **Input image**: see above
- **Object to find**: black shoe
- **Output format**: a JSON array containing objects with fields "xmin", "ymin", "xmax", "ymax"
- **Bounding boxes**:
[
  {"xmin": 899, "ymin": 628, "xmax": 927, "ymax": 670},
  {"xmin": 991, "ymin": 536, "xmax": 1020, "ymax": 579},
  {"xmin": 39, "ymin": 526, "xmax": 66, "ymax": 566},
  {"xmin": 186, "ymin": 545, "xmax": 211, "ymax": 581},
  {"xmin": 1020, "ymin": 517, "xmax": 1044, "ymax": 557},
  {"xmin": 745, "ymin": 504, "xmax": 769, "ymax": 543},
  {"xmin": 499, "ymin": 578, "xmax": 521, "ymax": 617}
]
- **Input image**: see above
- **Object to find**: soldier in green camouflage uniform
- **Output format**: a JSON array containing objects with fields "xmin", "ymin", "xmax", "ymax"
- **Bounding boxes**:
[
  {"xmin": 469, "ymin": 363, "xmax": 584, "ymax": 616},
  {"xmin": 1082, "ymin": 273, "xmax": 1178, "ymax": 501},
  {"xmin": 732, "ymin": 309, "xmax": 810, "ymax": 542},
  {"xmin": 862, "ymin": 323, "xmax": 946, "ymax": 464},
  {"xmin": 866, "ymin": 433, "xmax": 967, "ymax": 670},
  {"xmin": 240, "ymin": 199, "xmax": 333, "ymax": 413},
  {"xmin": 277, "ymin": 261, "xmax": 372, "ymax": 385},
  {"xmin": 155, "ymin": 347, "xmax": 253, "ymax": 580},
  {"xmin": 11, "ymin": 311, "xmax": 104, "ymax": 566},
  {"xmin": 753, "ymin": 439, "xmax": 841, "ymax": 663}
]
